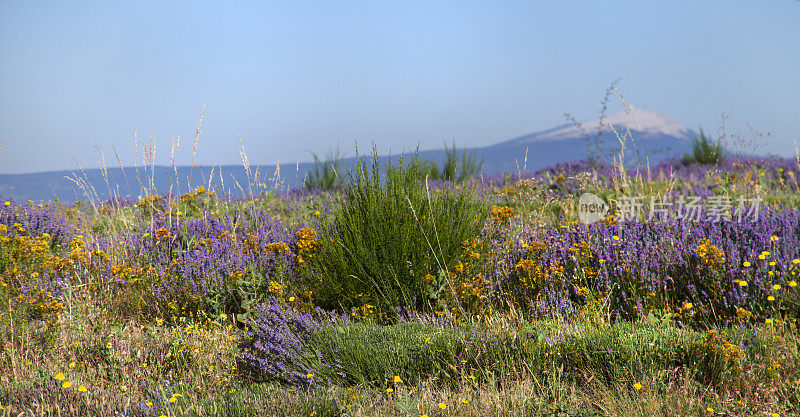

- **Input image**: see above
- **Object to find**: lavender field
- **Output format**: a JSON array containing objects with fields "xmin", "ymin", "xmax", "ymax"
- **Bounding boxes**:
[{"xmin": 1, "ymin": 153, "xmax": 800, "ymax": 416}]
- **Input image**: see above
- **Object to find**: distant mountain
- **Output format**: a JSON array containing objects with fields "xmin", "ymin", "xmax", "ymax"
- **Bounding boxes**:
[
  {"xmin": 465, "ymin": 108, "xmax": 695, "ymax": 174},
  {"xmin": 0, "ymin": 109, "xmax": 695, "ymax": 203}
]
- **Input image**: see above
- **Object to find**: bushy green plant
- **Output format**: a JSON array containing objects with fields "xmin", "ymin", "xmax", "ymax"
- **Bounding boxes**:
[
  {"xmin": 303, "ymin": 145, "xmax": 488, "ymax": 316},
  {"xmin": 305, "ymin": 147, "xmax": 343, "ymax": 190},
  {"xmin": 683, "ymin": 128, "xmax": 724, "ymax": 165}
]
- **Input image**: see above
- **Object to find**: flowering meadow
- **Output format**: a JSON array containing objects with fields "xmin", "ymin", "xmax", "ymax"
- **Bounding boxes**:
[{"xmin": 1, "ymin": 153, "xmax": 799, "ymax": 416}]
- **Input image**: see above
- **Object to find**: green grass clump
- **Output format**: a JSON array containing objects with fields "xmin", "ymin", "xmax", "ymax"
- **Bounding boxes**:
[
  {"xmin": 304, "ymin": 146, "xmax": 488, "ymax": 316},
  {"xmin": 683, "ymin": 127, "xmax": 724, "ymax": 165},
  {"xmin": 417, "ymin": 142, "xmax": 483, "ymax": 184}
]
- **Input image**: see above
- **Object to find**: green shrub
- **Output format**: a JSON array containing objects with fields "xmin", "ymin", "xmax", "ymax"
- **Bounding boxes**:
[
  {"xmin": 303, "ymin": 145, "xmax": 488, "ymax": 316},
  {"xmin": 683, "ymin": 128, "xmax": 724, "ymax": 165},
  {"xmin": 305, "ymin": 147, "xmax": 344, "ymax": 190}
]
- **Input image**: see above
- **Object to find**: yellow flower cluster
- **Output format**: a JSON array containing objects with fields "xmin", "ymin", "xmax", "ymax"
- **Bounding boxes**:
[
  {"xmin": 490, "ymin": 205, "xmax": 515, "ymax": 223},
  {"xmin": 267, "ymin": 281, "xmax": 284, "ymax": 295},
  {"xmin": 1, "ymin": 229, "xmax": 70, "ymax": 318},
  {"xmin": 265, "ymin": 241, "xmax": 290, "ymax": 254},
  {"xmin": 349, "ymin": 303, "xmax": 376, "ymax": 321},
  {"xmin": 453, "ymin": 238, "xmax": 491, "ymax": 316},
  {"xmin": 154, "ymin": 228, "xmax": 172, "ymax": 241},
  {"xmin": 459, "ymin": 273, "xmax": 487, "ymax": 299},
  {"xmin": 68, "ymin": 236, "xmax": 89, "ymax": 264},
  {"xmin": 515, "ymin": 258, "xmax": 538, "ymax": 276},
  {"xmin": 520, "ymin": 239, "xmax": 548, "ymax": 255},
  {"xmin": 736, "ymin": 307, "xmax": 752, "ymax": 322},
  {"xmin": 243, "ymin": 233, "xmax": 260, "ymax": 255},
  {"xmin": 295, "ymin": 227, "xmax": 320, "ymax": 266},
  {"xmin": 180, "ymin": 186, "xmax": 214, "ymax": 202},
  {"xmin": 695, "ymin": 239, "xmax": 726, "ymax": 270},
  {"xmin": 701, "ymin": 330, "xmax": 744, "ymax": 376},
  {"xmin": 516, "ymin": 258, "xmax": 563, "ymax": 289},
  {"xmin": 568, "ymin": 241, "xmax": 593, "ymax": 258}
]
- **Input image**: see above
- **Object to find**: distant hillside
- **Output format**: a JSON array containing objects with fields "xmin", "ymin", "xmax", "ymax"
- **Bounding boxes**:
[{"xmin": 0, "ymin": 109, "xmax": 694, "ymax": 203}]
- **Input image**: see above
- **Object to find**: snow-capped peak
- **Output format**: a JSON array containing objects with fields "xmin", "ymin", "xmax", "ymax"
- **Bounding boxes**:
[
  {"xmin": 596, "ymin": 108, "xmax": 691, "ymax": 137},
  {"xmin": 533, "ymin": 109, "xmax": 692, "ymax": 142}
]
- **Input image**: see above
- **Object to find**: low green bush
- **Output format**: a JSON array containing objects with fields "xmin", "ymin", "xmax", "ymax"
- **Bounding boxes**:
[{"xmin": 301, "ymin": 318, "xmax": 766, "ymax": 390}]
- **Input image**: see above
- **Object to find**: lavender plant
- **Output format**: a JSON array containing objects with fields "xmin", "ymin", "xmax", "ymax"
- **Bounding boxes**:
[{"xmin": 238, "ymin": 300, "xmax": 324, "ymax": 388}]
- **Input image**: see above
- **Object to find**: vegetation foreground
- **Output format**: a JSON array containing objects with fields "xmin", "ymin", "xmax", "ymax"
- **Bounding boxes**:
[{"xmin": 1, "ymin": 151, "xmax": 800, "ymax": 416}]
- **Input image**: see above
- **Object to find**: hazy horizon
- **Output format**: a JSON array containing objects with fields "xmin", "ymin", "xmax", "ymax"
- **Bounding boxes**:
[{"xmin": 1, "ymin": 1, "xmax": 799, "ymax": 174}]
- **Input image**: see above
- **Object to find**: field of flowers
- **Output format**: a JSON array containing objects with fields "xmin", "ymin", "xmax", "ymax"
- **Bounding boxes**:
[{"xmin": 1, "ymin": 153, "xmax": 799, "ymax": 416}]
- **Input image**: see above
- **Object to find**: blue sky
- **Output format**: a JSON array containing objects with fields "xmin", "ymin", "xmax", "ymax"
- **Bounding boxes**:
[{"xmin": 1, "ymin": 1, "xmax": 798, "ymax": 174}]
